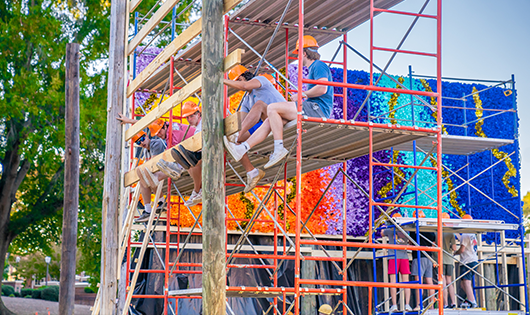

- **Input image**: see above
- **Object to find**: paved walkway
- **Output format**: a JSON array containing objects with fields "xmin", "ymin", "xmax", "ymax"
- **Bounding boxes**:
[{"xmin": 2, "ymin": 296, "xmax": 92, "ymax": 315}]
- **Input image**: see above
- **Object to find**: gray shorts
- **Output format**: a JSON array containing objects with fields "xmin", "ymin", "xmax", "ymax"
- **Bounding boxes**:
[
  {"xmin": 443, "ymin": 264, "xmax": 454, "ymax": 276},
  {"xmin": 411, "ymin": 257, "xmax": 433, "ymax": 278},
  {"xmin": 295, "ymin": 100, "xmax": 326, "ymax": 118}
]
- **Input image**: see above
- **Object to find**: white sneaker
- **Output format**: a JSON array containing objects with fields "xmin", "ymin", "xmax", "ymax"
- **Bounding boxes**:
[
  {"xmin": 184, "ymin": 189, "xmax": 202, "ymax": 207},
  {"xmin": 264, "ymin": 147, "xmax": 289, "ymax": 169},
  {"xmin": 244, "ymin": 169, "xmax": 265, "ymax": 193},
  {"xmin": 223, "ymin": 136, "xmax": 245, "ymax": 161},
  {"xmin": 157, "ymin": 159, "xmax": 184, "ymax": 180},
  {"xmin": 227, "ymin": 132, "xmax": 239, "ymax": 143},
  {"xmin": 404, "ymin": 305, "xmax": 412, "ymax": 312},
  {"xmin": 389, "ymin": 305, "xmax": 398, "ymax": 313}
]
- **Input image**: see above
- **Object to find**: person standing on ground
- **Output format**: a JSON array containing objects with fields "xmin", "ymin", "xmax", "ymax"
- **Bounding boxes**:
[
  {"xmin": 442, "ymin": 231, "xmax": 457, "ymax": 308},
  {"xmin": 455, "ymin": 216, "xmax": 479, "ymax": 309},
  {"xmin": 382, "ymin": 215, "xmax": 412, "ymax": 313}
]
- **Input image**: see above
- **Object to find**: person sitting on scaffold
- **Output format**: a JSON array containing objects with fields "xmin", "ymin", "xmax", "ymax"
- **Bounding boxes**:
[
  {"xmin": 223, "ymin": 35, "xmax": 333, "ymax": 169},
  {"xmin": 223, "ymin": 65, "xmax": 287, "ymax": 193},
  {"xmin": 117, "ymin": 108, "xmax": 196, "ymax": 222}
]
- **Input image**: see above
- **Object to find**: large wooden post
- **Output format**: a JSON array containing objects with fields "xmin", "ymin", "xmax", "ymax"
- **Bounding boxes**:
[
  {"xmin": 201, "ymin": 0, "xmax": 226, "ymax": 314},
  {"xmin": 101, "ymin": 0, "xmax": 127, "ymax": 313},
  {"xmin": 60, "ymin": 43, "xmax": 80, "ymax": 315}
]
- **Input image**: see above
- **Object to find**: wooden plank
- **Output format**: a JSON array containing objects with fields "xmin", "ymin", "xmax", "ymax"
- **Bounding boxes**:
[
  {"xmin": 129, "ymin": 0, "xmax": 142, "ymax": 13},
  {"xmin": 126, "ymin": 0, "xmax": 243, "ymax": 97},
  {"xmin": 125, "ymin": 48, "xmax": 244, "ymax": 140},
  {"xmin": 123, "ymin": 112, "xmax": 243, "ymax": 187},
  {"xmin": 127, "ymin": 0, "xmax": 180, "ymax": 56}
]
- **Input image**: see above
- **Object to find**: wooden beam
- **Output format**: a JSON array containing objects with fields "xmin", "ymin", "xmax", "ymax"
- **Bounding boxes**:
[
  {"xmin": 127, "ymin": 0, "xmax": 180, "ymax": 56},
  {"xmin": 101, "ymin": 0, "xmax": 127, "ymax": 313},
  {"xmin": 123, "ymin": 112, "xmax": 242, "ymax": 187},
  {"xmin": 61, "ymin": 43, "xmax": 80, "ymax": 315},
  {"xmin": 126, "ymin": 0, "xmax": 242, "ymax": 97},
  {"xmin": 129, "ymin": 0, "xmax": 142, "ymax": 13},
  {"xmin": 125, "ymin": 48, "xmax": 243, "ymax": 140}
]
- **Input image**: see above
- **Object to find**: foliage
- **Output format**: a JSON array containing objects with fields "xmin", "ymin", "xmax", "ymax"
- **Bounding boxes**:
[
  {"xmin": 0, "ymin": 2, "xmax": 112, "ymax": 312},
  {"xmin": 84, "ymin": 286, "xmax": 95, "ymax": 293},
  {"xmin": 41, "ymin": 286, "xmax": 59, "ymax": 302},
  {"xmin": 1, "ymin": 285, "xmax": 14, "ymax": 297},
  {"xmin": 20, "ymin": 288, "xmax": 32, "ymax": 298},
  {"xmin": 8, "ymin": 249, "xmax": 61, "ymax": 287}
]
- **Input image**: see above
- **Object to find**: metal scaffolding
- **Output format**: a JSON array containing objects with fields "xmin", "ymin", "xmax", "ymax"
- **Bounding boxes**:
[{"xmin": 93, "ymin": 0, "xmax": 529, "ymax": 314}]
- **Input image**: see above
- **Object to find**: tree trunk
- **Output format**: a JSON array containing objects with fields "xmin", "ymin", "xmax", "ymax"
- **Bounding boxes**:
[{"xmin": 0, "ymin": 225, "xmax": 16, "ymax": 315}]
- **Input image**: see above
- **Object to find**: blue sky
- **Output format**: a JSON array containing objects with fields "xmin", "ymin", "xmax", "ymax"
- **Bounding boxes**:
[{"xmin": 317, "ymin": 0, "xmax": 530, "ymax": 196}]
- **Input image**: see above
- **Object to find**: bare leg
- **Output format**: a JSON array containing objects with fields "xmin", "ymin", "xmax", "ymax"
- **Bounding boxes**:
[
  {"xmin": 446, "ymin": 275, "xmax": 456, "ymax": 306},
  {"xmin": 239, "ymin": 101, "xmax": 268, "ymax": 143},
  {"xmin": 267, "ymin": 101, "xmax": 297, "ymax": 141},
  {"xmin": 414, "ymin": 276, "xmax": 421, "ymax": 308},
  {"xmin": 246, "ymin": 119, "xmax": 272, "ymax": 148},
  {"xmin": 462, "ymin": 279, "xmax": 475, "ymax": 303},
  {"xmin": 189, "ymin": 160, "xmax": 202, "ymax": 192},
  {"xmin": 425, "ymin": 277, "xmax": 434, "ymax": 309},
  {"xmin": 240, "ymin": 154, "xmax": 255, "ymax": 173},
  {"xmin": 443, "ymin": 275, "xmax": 448, "ymax": 306},
  {"xmin": 402, "ymin": 274, "xmax": 411, "ymax": 306},
  {"xmin": 389, "ymin": 274, "xmax": 397, "ymax": 306},
  {"xmin": 140, "ymin": 183, "xmax": 152, "ymax": 208}
]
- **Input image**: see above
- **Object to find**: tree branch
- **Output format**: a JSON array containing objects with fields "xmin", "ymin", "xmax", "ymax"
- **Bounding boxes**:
[{"xmin": 11, "ymin": 159, "xmax": 30, "ymax": 200}]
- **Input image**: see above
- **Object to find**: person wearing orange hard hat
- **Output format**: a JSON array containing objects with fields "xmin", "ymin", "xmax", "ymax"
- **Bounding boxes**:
[
  {"xmin": 175, "ymin": 100, "xmax": 204, "ymax": 207},
  {"xmin": 116, "ymin": 106, "xmax": 197, "ymax": 222},
  {"xmin": 455, "ymin": 214, "xmax": 478, "ymax": 308},
  {"xmin": 224, "ymin": 35, "xmax": 333, "ymax": 171},
  {"xmin": 223, "ymin": 65, "xmax": 286, "ymax": 193}
]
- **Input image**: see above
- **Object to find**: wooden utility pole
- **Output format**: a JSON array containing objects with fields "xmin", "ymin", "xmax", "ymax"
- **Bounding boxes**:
[
  {"xmin": 60, "ymin": 42, "xmax": 80, "ymax": 315},
  {"xmin": 101, "ymin": 0, "xmax": 127, "ymax": 313},
  {"xmin": 201, "ymin": 0, "xmax": 226, "ymax": 314}
]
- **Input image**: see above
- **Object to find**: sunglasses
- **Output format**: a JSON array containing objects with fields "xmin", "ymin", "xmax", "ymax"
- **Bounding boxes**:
[{"xmin": 135, "ymin": 135, "xmax": 146, "ymax": 145}]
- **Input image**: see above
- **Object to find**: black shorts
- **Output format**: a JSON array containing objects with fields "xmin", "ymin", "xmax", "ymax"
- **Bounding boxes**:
[{"xmin": 459, "ymin": 261, "xmax": 478, "ymax": 280}]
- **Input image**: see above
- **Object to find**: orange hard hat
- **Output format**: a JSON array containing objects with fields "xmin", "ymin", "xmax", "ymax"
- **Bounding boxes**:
[
  {"xmin": 292, "ymin": 35, "xmax": 319, "ymax": 55},
  {"xmin": 182, "ymin": 100, "xmax": 201, "ymax": 118},
  {"xmin": 392, "ymin": 212, "xmax": 402, "ymax": 218},
  {"xmin": 462, "ymin": 214, "xmax": 473, "ymax": 220},
  {"xmin": 229, "ymin": 65, "xmax": 248, "ymax": 81},
  {"xmin": 413, "ymin": 210, "xmax": 426, "ymax": 218},
  {"xmin": 148, "ymin": 119, "xmax": 166, "ymax": 137},
  {"xmin": 132, "ymin": 130, "xmax": 147, "ymax": 144},
  {"xmin": 260, "ymin": 73, "xmax": 276, "ymax": 85},
  {"xmin": 441, "ymin": 212, "xmax": 451, "ymax": 219}
]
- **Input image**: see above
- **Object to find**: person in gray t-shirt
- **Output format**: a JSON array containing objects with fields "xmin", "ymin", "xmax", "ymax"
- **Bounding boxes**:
[{"xmin": 223, "ymin": 66, "xmax": 286, "ymax": 193}]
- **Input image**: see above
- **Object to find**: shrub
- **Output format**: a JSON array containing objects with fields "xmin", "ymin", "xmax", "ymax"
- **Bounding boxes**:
[
  {"xmin": 1, "ymin": 285, "xmax": 14, "ymax": 297},
  {"xmin": 84, "ymin": 287, "xmax": 95, "ymax": 293},
  {"xmin": 24, "ymin": 295, "xmax": 32, "ymax": 298},
  {"xmin": 14, "ymin": 292, "xmax": 20, "ymax": 297},
  {"xmin": 8, "ymin": 294, "xmax": 14, "ymax": 297},
  {"xmin": 20, "ymin": 288, "xmax": 33, "ymax": 297},
  {"xmin": 41, "ymin": 286, "xmax": 59, "ymax": 302},
  {"xmin": 31, "ymin": 289, "xmax": 41, "ymax": 299}
]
